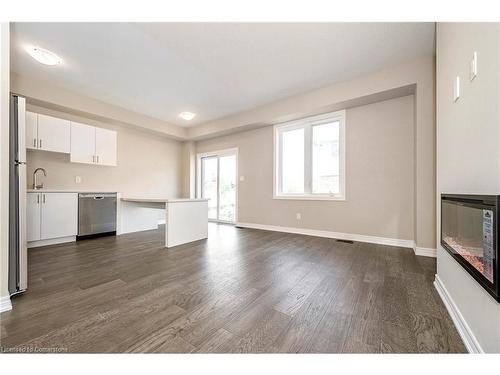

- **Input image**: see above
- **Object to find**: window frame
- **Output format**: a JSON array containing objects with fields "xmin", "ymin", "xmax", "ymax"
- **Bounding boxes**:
[{"xmin": 273, "ymin": 110, "xmax": 346, "ymax": 201}]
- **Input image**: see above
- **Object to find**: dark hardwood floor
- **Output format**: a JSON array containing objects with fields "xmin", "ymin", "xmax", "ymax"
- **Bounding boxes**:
[{"xmin": 0, "ymin": 223, "xmax": 466, "ymax": 353}]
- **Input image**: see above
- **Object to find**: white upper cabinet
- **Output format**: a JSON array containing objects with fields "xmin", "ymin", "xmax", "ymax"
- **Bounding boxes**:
[
  {"xmin": 70, "ymin": 122, "xmax": 96, "ymax": 164},
  {"xmin": 70, "ymin": 121, "xmax": 117, "ymax": 166},
  {"xmin": 27, "ymin": 111, "xmax": 117, "ymax": 166},
  {"xmin": 37, "ymin": 114, "xmax": 71, "ymax": 153},
  {"xmin": 25, "ymin": 111, "xmax": 70, "ymax": 153},
  {"xmin": 95, "ymin": 127, "xmax": 117, "ymax": 166},
  {"xmin": 25, "ymin": 111, "xmax": 38, "ymax": 150}
]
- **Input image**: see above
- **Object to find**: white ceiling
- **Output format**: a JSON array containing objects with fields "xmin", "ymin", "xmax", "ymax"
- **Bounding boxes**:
[{"xmin": 11, "ymin": 23, "xmax": 435, "ymax": 127}]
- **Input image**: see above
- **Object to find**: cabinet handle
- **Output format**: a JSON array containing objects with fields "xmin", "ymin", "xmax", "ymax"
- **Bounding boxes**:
[
  {"xmin": 97, "ymin": 155, "xmax": 99, "ymax": 164},
  {"xmin": 37, "ymin": 194, "xmax": 39, "ymax": 204},
  {"xmin": 33, "ymin": 138, "xmax": 37, "ymax": 148},
  {"xmin": 39, "ymin": 139, "xmax": 42, "ymax": 149},
  {"xmin": 43, "ymin": 194, "xmax": 46, "ymax": 204},
  {"xmin": 92, "ymin": 155, "xmax": 95, "ymax": 163}
]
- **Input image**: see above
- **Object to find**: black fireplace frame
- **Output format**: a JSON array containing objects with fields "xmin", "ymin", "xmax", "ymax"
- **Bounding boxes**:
[{"xmin": 441, "ymin": 194, "xmax": 500, "ymax": 302}]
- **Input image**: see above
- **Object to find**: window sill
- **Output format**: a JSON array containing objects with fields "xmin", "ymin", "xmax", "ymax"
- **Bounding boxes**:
[{"xmin": 273, "ymin": 195, "xmax": 346, "ymax": 201}]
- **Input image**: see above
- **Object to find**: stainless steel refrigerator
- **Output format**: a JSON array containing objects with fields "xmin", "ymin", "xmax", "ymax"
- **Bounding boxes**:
[{"xmin": 9, "ymin": 94, "xmax": 27, "ymax": 295}]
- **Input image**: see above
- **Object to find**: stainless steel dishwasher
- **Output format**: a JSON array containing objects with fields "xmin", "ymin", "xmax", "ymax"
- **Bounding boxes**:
[{"xmin": 78, "ymin": 193, "xmax": 117, "ymax": 238}]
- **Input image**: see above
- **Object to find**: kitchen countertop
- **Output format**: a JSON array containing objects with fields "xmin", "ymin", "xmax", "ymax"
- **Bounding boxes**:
[
  {"xmin": 27, "ymin": 189, "xmax": 119, "ymax": 193},
  {"xmin": 121, "ymin": 197, "xmax": 209, "ymax": 203}
]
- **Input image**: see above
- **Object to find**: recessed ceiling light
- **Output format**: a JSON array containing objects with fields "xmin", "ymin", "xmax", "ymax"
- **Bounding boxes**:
[
  {"xmin": 26, "ymin": 46, "xmax": 62, "ymax": 66},
  {"xmin": 178, "ymin": 112, "xmax": 196, "ymax": 121}
]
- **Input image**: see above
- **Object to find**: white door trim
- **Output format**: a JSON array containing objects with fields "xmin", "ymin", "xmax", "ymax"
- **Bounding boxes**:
[{"xmin": 196, "ymin": 148, "xmax": 238, "ymax": 223}]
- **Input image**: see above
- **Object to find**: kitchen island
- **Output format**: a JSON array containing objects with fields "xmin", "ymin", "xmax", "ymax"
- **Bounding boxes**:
[{"xmin": 119, "ymin": 197, "xmax": 209, "ymax": 248}]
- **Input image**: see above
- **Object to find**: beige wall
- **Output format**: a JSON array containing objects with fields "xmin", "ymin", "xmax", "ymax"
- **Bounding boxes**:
[
  {"xmin": 196, "ymin": 96, "xmax": 415, "ymax": 241},
  {"xmin": 180, "ymin": 141, "xmax": 196, "ymax": 199},
  {"xmin": 191, "ymin": 56, "xmax": 436, "ymax": 249},
  {"xmin": 436, "ymin": 23, "xmax": 500, "ymax": 353},
  {"xmin": 26, "ymin": 104, "xmax": 183, "ymax": 198},
  {"xmin": 0, "ymin": 23, "xmax": 10, "ymax": 303},
  {"xmin": 11, "ymin": 73, "xmax": 187, "ymax": 140}
]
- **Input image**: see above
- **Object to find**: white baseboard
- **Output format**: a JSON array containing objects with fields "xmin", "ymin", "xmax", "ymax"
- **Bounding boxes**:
[
  {"xmin": 236, "ymin": 222, "xmax": 414, "ymax": 249},
  {"xmin": 0, "ymin": 295, "xmax": 12, "ymax": 313},
  {"xmin": 28, "ymin": 236, "xmax": 76, "ymax": 249},
  {"xmin": 414, "ymin": 246, "xmax": 437, "ymax": 257},
  {"xmin": 434, "ymin": 275, "xmax": 483, "ymax": 353}
]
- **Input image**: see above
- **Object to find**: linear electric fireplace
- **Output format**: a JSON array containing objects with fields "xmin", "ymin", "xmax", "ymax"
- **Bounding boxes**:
[{"xmin": 441, "ymin": 194, "xmax": 500, "ymax": 302}]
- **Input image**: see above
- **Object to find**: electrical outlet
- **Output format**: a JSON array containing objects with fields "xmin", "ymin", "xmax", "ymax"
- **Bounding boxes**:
[
  {"xmin": 239, "ymin": 175, "xmax": 245, "ymax": 182},
  {"xmin": 75, "ymin": 176, "xmax": 82, "ymax": 184},
  {"xmin": 296, "ymin": 213, "xmax": 301, "ymax": 220}
]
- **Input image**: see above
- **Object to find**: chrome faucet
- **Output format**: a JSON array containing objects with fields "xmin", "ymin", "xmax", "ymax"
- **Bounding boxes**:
[{"xmin": 33, "ymin": 168, "xmax": 47, "ymax": 190}]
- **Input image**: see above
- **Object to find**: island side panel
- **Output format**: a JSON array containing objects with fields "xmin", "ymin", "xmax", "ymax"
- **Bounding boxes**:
[
  {"xmin": 119, "ymin": 200, "xmax": 164, "ymax": 234},
  {"xmin": 164, "ymin": 202, "xmax": 168, "ymax": 246},
  {"xmin": 166, "ymin": 200, "xmax": 208, "ymax": 248}
]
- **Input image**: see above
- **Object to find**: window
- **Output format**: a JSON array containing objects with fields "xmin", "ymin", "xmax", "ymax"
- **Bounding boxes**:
[{"xmin": 274, "ymin": 110, "xmax": 345, "ymax": 200}]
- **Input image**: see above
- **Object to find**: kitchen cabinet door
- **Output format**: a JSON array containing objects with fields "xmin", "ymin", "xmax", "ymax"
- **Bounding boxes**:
[
  {"xmin": 37, "ymin": 114, "xmax": 71, "ymax": 153},
  {"xmin": 40, "ymin": 193, "xmax": 78, "ymax": 240},
  {"xmin": 26, "ymin": 193, "xmax": 41, "ymax": 242},
  {"xmin": 95, "ymin": 127, "xmax": 117, "ymax": 166},
  {"xmin": 70, "ymin": 122, "xmax": 96, "ymax": 164},
  {"xmin": 25, "ymin": 111, "xmax": 38, "ymax": 150}
]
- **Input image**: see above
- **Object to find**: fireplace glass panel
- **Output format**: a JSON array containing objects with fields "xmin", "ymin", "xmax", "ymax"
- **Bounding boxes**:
[{"xmin": 442, "ymin": 201, "xmax": 494, "ymax": 283}]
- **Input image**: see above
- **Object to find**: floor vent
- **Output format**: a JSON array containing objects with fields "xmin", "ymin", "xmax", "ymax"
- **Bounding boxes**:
[{"xmin": 336, "ymin": 239, "xmax": 354, "ymax": 244}]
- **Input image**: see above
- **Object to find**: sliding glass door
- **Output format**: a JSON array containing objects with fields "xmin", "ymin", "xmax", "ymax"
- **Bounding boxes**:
[
  {"xmin": 201, "ymin": 157, "xmax": 219, "ymax": 220},
  {"xmin": 199, "ymin": 150, "xmax": 237, "ymax": 223}
]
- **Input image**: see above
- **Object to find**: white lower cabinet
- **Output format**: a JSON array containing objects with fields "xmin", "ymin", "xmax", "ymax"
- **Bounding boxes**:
[
  {"xmin": 27, "ymin": 192, "xmax": 78, "ymax": 244},
  {"xmin": 26, "ymin": 193, "xmax": 41, "ymax": 242},
  {"xmin": 41, "ymin": 193, "xmax": 78, "ymax": 240}
]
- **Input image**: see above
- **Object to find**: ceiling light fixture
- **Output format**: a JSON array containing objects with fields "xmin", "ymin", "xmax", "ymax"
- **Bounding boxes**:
[
  {"xmin": 26, "ymin": 46, "xmax": 62, "ymax": 66},
  {"xmin": 178, "ymin": 112, "xmax": 196, "ymax": 121}
]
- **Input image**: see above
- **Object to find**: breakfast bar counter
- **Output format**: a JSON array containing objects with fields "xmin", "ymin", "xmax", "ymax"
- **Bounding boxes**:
[{"xmin": 119, "ymin": 197, "xmax": 209, "ymax": 248}]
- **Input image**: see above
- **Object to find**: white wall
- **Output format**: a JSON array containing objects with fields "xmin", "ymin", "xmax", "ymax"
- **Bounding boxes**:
[
  {"xmin": 436, "ymin": 22, "xmax": 500, "ymax": 353},
  {"xmin": 0, "ymin": 23, "xmax": 11, "ymax": 310}
]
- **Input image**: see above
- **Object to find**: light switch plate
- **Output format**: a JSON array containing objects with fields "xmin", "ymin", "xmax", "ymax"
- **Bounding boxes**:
[
  {"xmin": 239, "ymin": 175, "xmax": 245, "ymax": 182},
  {"xmin": 453, "ymin": 76, "xmax": 460, "ymax": 102},
  {"xmin": 470, "ymin": 51, "xmax": 477, "ymax": 81},
  {"xmin": 75, "ymin": 176, "xmax": 82, "ymax": 184},
  {"xmin": 296, "ymin": 213, "xmax": 301, "ymax": 220}
]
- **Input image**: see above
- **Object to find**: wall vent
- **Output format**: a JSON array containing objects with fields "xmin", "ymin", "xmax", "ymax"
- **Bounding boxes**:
[{"xmin": 336, "ymin": 239, "xmax": 354, "ymax": 244}]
